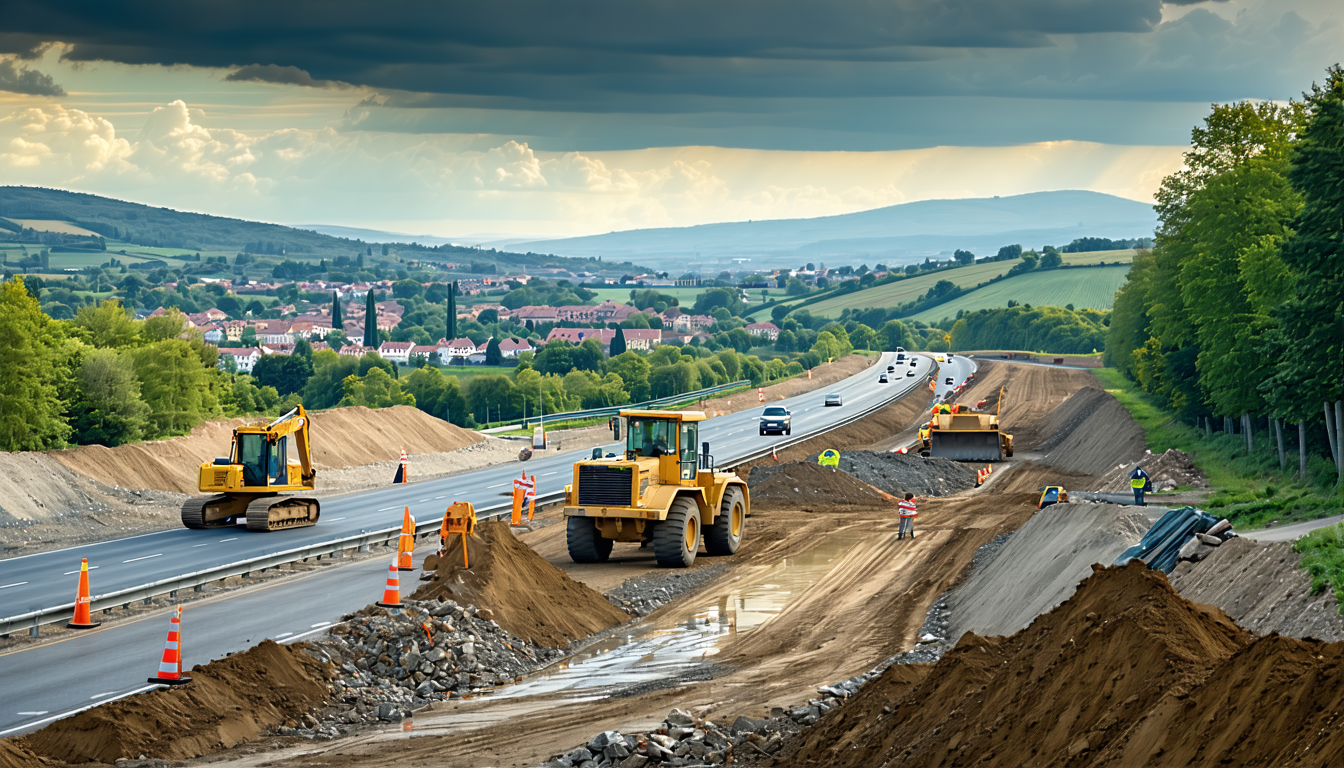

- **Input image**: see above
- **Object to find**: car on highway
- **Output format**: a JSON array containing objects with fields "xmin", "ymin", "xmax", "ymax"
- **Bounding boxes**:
[
  {"xmin": 824, "ymin": 393, "xmax": 843, "ymax": 407},
  {"xmin": 935, "ymin": 354, "xmax": 946, "ymax": 362},
  {"xmin": 887, "ymin": 365, "xmax": 896, "ymax": 372},
  {"xmin": 944, "ymin": 376, "xmax": 955, "ymax": 386},
  {"xmin": 909, "ymin": 359, "xmax": 918, "ymax": 366},
  {"xmin": 879, "ymin": 373, "xmax": 889, "ymax": 383},
  {"xmin": 759, "ymin": 405, "xmax": 792, "ymax": 435}
]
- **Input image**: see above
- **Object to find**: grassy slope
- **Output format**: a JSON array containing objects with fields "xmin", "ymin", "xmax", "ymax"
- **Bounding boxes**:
[
  {"xmin": 1092, "ymin": 367, "xmax": 1341, "ymax": 531},
  {"xmin": 907, "ymin": 265, "xmax": 1130, "ymax": 322}
]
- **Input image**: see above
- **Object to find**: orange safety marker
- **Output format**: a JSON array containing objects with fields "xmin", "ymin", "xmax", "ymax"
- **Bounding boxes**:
[
  {"xmin": 771, "ymin": 444, "xmax": 779, "ymax": 462},
  {"xmin": 67, "ymin": 558, "xmax": 101, "ymax": 629},
  {"xmin": 392, "ymin": 448, "xmax": 409, "ymax": 484},
  {"xmin": 757, "ymin": 388, "xmax": 765, "ymax": 403},
  {"xmin": 895, "ymin": 446, "xmax": 909, "ymax": 455},
  {"xmin": 527, "ymin": 474, "xmax": 538, "ymax": 521},
  {"xmin": 397, "ymin": 507, "xmax": 416, "ymax": 570},
  {"xmin": 511, "ymin": 471, "xmax": 534, "ymax": 525},
  {"xmin": 377, "ymin": 555, "xmax": 403, "ymax": 608},
  {"xmin": 148, "ymin": 605, "xmax": 191, "ymax": 686}
]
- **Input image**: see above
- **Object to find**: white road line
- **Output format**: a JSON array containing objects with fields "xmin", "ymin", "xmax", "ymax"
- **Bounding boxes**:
[
  {"xmin": 378, "ymin": 506, "xmax": 398, "ymax": 511},
  {"xmin": 192, "ymin": 543, "xmax": 209, "ymax": 547},
  {"xmin": 434, "ymin": 496, "xmax": 446, "ymax": 500},
  {"xmin": 327, "ymin": 517, "xmax": 345, "ymax": 521},
  {"xmin": 418, "ymin": 498, "xmax": 431, "ymax": 502},
  {"xmin": 122, "ymin": 554, "xmax": 162, "ymax": 563},
  {"xmin": 541, "ymin": 471, "xmax": 558, "ymax": 476},
  {"xmin": 310, "ymin": 621, "xmax": 331, "ymax": 629},
  {"xmin": 0, "ymin": 686, "xmax": 158, "ymax": 737},
  {"xmin": 274, "ymin": 632, "xmax": 294, "ymax": 639},
  {"xmin": 89, "ymin": 692, "xmax": 116, "ymax": 699},
  {"xmin": 0, "ymin": 582, "xmax": 29, "ymax": 589},
  {"xmin": 487, "ymin": 483, "xmax": 507, "ymax": 488},
  {"xmin": 280, "ymin": 625, "xmax": 336, "ymax": 643},
  {"xmin": 62, "ymin": 566, "xmax": 100, "ymax": 575},
  {"xmin": 15, "ymin": 712, "xmax": 47, "ymax": 716}
]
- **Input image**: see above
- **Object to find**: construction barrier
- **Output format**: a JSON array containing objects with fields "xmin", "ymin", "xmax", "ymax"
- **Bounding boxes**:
[
  {"xmin": 527, "ymin": 474, "xmax": 538, "ymax": 521},
  {"xmin": 66, "ymin": 558, "xmax": 100, "ymax": 629},
  {"xmin": 148, "ymin": 605, "xmax": 191, "ymax": 686},
  {"xmin": 511, "ymin": 471, "xmax": 535, "ymax": 525},
  {"xmin": 397, "ymin": 507, "xmax": 415, "ymax": 570},
  {"xmin": 393, "ymin": 448, "xmax": 409, "ymax": 484},
  {"xmin": 376, "ymin": 556, "xmax": 402, "ymax": 608},
  {"xmin": 440, "ymin": 502, "xmax": 477, "ymax": 568},
  {"xmin": 758, "ymin": 388, "xmax": 765, "ymax": 403}
]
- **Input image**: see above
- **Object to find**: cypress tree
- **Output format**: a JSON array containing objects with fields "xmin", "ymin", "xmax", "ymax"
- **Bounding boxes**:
[
  {"xmin": 447, "ymin": 281, "xmax": 457, "ymax": 341},
  {"xmin": 610, "ymin": 326, "xmax": 627, "ymax": 356},
  {"xmin": 364, "ymin": 289, "xmax": 379, "ymax": 349},
  {"xmin": 331, "ymin": 291, "xmax": 342, "ymax": 329}
]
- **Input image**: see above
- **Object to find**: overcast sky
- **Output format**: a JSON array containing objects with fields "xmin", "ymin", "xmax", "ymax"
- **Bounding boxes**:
[{"xmin": 0, "ymin": 0, "xmax": 1338, "ymax": 237}]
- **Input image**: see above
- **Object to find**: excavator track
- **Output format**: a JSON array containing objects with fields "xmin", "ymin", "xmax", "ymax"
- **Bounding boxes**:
[
  {"xmin": 181, "ymin": 495, "xmax": 242, "ymax": 529},
  {"xmin": 244, "ymin": 495, "xmax": 321, "ymax": 532}
]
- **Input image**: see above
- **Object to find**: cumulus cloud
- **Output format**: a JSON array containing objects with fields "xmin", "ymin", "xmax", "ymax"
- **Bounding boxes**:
[{"xmin": 0, "ymin": 58, "xmax": 65, "ymax": 96}]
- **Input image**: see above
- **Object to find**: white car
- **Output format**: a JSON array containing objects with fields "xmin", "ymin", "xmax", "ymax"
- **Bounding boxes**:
[{"xmin": 824, "ymin": 393, "xmax": 843, "ymax": 407}]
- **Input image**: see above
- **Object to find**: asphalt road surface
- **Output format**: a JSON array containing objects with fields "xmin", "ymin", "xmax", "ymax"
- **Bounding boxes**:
[{"xmin": 0, "ymin": 353, "xmax": 975, "ymax": 735}]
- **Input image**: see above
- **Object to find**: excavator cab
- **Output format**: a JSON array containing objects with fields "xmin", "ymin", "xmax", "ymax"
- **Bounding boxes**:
[{"xmin": 182, "ymin": 406, "xmax": 321, "ymax": 532}]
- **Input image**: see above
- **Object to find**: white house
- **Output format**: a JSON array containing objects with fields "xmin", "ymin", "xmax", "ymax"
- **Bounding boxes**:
[
  {"xmin": 378, "ymin": 341, "xmax": 414, "ymax": 365},
  {"xmin": 217, "ymin": 347, "xmax": 262, "ymax": 374},
  {"xmin": 437, "ymin": 337, "xmax": 478, "ymax": 361},
  {"xmin": 745, "ymin": 322, "xmax": 781, "ymax": 341}
]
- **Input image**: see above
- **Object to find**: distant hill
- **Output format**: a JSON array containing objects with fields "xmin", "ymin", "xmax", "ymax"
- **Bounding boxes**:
[
  {"xmin": 510, "ymin": 191, "xmax": 1157, "ymax": 269},
  {"xmin": 298, "ymin": 224, "xmax": 461, "ymax": 248},
  {"xmin": 0, "ymin": 187, "xmax": 646, "ymax": 274}
]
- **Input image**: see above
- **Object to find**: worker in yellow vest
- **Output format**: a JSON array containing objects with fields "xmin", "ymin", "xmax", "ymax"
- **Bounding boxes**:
[{"xmin": 1129, "ymin": 466, "xmax": 1150, "ymax": 506}]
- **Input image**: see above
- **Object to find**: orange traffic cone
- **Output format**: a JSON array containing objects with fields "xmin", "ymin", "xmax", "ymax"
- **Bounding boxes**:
[
  {"xmin": 397, "ymin": 507, "xmax": 415, "ymax": 570},
  {"xmin": 148, "ymin": 605, "xmax": 191, "ymax": 686},
  {"xmin": 392, "ymin": 448, "xmax": 408, "ymax": 484},
  {"xmin": 66, "ymin": 558, "xmax": 101, "ymax": 629},
  {"xmin": 527, "ymin": 474, "xmax": 537, "ymax": 521},
  {"xmin": 377, "ymin": 556, "xmax": 402, "ymax": 608}
]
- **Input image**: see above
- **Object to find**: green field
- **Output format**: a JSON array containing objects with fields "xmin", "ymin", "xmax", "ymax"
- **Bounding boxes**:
[
  {"xmin": 907, "ymin": 265, "xmax": 1130, "ymax": 322},
  {"xmin": 587, "ymin": 286, "xmax": 714, "ymax": 305},
  {"xmin": 1060, "ymin": 248, "xmax": 1135, "ymax": 265},
  {"xmin": 796, "ymin": 260, "xmax": 1021, "ymax": 317}
]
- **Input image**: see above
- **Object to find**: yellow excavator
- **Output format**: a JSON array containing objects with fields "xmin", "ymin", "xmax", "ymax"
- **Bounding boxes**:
[{"xmin": 181, "ymin": 405, "xmax": 321, "ymax": 532}]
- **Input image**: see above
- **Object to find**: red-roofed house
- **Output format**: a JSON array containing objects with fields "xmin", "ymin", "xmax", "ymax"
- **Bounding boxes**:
[
  {"xmin": 546, "ymin": 328, "xmax": 615, "ymax": 347},
  {"xmin": 338, "ymin": 345, "xmax": 368, "ymax": 357},
  {"xmin": 217, "ymin": 347, "xmax": 262, "ymax": 373},
  {"xmin": 745, "ymin": 322, "xmax": 780, "ymax": 341},
  {"xmin": 438, "ymin": 337, "xmax": 478, "ymax": 361},
  {"xmin": 620, "ymin": 328, "xmax": 662, "ymax": 350},
  {"xmin": 497, "ymin": 338, "xmax": 533, "ymax": 357},
  {"xmin": 379, "ymin": 341, "xmax": 415, "ymax": 364}
]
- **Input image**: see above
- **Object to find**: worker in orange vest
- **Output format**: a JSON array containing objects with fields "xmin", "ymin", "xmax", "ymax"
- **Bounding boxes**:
[{"xmin": 898, "ymin": 493, "xmax": 917, "ymax": 540}]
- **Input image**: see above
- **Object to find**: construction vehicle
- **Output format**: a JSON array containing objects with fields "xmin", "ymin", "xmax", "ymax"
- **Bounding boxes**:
[
  {"xmin": 180, "ymin": 405, "xmax": 320, "ymax": 532},
  {"xmin": 918, "ymin": 389, "xmax": 1014, "ymax": 461},
  {"xmin": 1038, "ymin": 486, "xmax": 1069, "ymax": 509},
  {"xmin": 562, "ymin": 409, "xmax": 748, "ymax": 568}
]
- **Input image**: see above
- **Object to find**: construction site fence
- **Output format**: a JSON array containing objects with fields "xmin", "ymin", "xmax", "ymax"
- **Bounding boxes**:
[{"xmin": 0, "ymin": 357, "xmax": 955, "ymax": 637}]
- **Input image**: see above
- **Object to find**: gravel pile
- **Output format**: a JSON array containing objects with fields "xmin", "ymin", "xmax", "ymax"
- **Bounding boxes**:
[
  {"xmin": 537, "ymin": 707, "xmax": 804, "ymax": 768},
  {"xmin": 606, "ymin": 564, "xmax": 729, "ymax": 617},
  {"xmin": 829, "ymin": 451, "xmax": 979, "ymax": 497},
  {"xmin": 311, "ymin": 598, "xmax": 565, "ymax": 726}
]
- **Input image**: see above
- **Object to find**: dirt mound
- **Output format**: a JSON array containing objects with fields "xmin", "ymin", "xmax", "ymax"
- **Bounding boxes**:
[
  {"xmin": 14, "ymin": 640, "xmax": 331, "ymax": 764},
  {"xmin": 787, "ymin": 562, "xmax": 1344, "ymax": 768},
  {"xmin": 0, "ymin": 742, "xmax": 44, "ymax": 768},
  {"xmin": 411, "ymin": 521, "xmax": 626, "ymax": 647},
  {"xmin": 747, "ymin": 461, "xmax": 894, "ymax": 509},
  {"xmin": 1100, "ymin": 447, "xmax": 1208, "ymax": 492},
  {"xmin": 947, "ymin": 360, "xmax": 1098, "ymax": 450},
  {"xmin": 944, "ymin": 503, "xmax": 1152, "ymax": 640},
  {"xmin": 1034, "ymin": 386, "xmax": 1147, "ymax": 478},
  {"xmin": 48, "ymin": 405, "xmax": 482, "ymax": 495},
  {"xmin": 1169, "ymin": 537, "xmax": 1344, "ymax": 641},
  {"xmin": 833, "ymin": 450, "xmax": 978, "ymax": 497}
]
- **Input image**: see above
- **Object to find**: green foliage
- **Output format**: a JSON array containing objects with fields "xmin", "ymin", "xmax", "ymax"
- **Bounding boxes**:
[
  {"xmin": 130, "ymin": 339, "xmax": 218, "ymax": 437},
  {"xmin": 302, "ymin": 350, "xmax": 359, "ymax": 409},
  {"xmin": 1295, "ymin": 524, "xmax": 1344, "ymax": 606},
  {"xmin": 949, "ymin": 306, "xmax": 1107, "ymax": 354},
  {"xmin": 71, "ymin": 348, "xmax": 150, "ymax": 445},
  {"xmin": 610, "ymin": 327, "xmax": 627, "ymax": 356},
  {"xmin": 364, "ymin": 290, "xmax": 379, "ymax": 349},
  {"xmin": 607, "ymin": 352, "xmax": 651, "ymax": 402},
  {"xmin": 0, "ymin": 277, "xmax": 71, "ymax": 450},
  {"xmin": 252, "ymin": 353, "xmax": 314, "ymax": 396},
  {"xmin": 693, "ymin": 286, "xmax": 746, "ymax": 317},
  {"xmin": 73, "ymin": 299, "xmax": 139, "ymax": 347},
  {"xmin": 402, "ymin": 367, "xmax": 469, "ymax": 425},
  {"xmin": 339, "ymin": 367, "xmax": 414, "ymax": 408},
  {"xmin": 331, "ymin": 291, "xmax": 342, "ymax": 329}
]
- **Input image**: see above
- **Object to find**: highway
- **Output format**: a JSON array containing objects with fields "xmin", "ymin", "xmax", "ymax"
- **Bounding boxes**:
[{"xmin": 0, "ymin": 352, "xmax": 974, "ymax": 735}]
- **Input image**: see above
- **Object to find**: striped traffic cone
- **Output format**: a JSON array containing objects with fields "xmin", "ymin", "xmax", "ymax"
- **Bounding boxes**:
[
  {"xmin": 392, "ymin": 448, "xmax": 408, "ymax": 484},
  {"xmin": 377, "ymin": 555, "xmax": 402, "ymax": 608},
  {"xmin": 66, "ymin": 558, "xmax": 101, "ymax": 629},
  {"xmin": 397, "ymin": 507, "xmax": 415, "ymax": 570},
  {"xmin": 147, "ymin": 605, "xmax": 191, "ymax": 686}
]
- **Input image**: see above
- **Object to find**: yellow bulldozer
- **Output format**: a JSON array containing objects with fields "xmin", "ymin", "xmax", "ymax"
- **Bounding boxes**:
[
  {"xmin": 563, "ymin": 409, "xmax": 748, "ymax": 568},
  {"xmin": 181, "ymin": 405, "xmax": 321, "ymax": 532},
  {"xmin": 918, "ymin": 388, "xmax": 1014, "ymax": 461}
]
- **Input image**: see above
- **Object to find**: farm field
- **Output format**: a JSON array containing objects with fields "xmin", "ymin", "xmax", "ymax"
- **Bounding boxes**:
[
  {"xmin": 1060, "ymin": 248, "xmax": 1135, "ymax": 265},
  {"xmin": 906, "ymin": 265, "xmax": 1130, "ymax": 322},
  {"xmin": 793, "ymin": 259, "xmax": 1021, "ymax": 317},
  {"xmin": 6, "ymin": 219, "xmax": 101, "ymax": 236}
]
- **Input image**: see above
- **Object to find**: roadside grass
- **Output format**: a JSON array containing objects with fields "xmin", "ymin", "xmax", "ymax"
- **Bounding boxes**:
[
  {"xmin": 1093, "ymin": 367, "xmax": 1342, "ymax": 531},
  {"xmin": 1295, "ymin": 523, "xmax": 1344, "ymax": 606}
]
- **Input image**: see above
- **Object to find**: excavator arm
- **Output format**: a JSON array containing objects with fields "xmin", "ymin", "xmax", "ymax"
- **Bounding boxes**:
[{"xmin": 267, "ymin": 406, "xmax": 316, "ymax": 485}]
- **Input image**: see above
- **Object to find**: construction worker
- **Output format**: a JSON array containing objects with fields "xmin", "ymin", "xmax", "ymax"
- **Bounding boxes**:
[
  {"xmin": 937, "ymin": 403, "xmax": 952, "ymax": 415},
  {"xmin": 898, "ymin": 493, "xmax": 917, "ymax": 540},
  {"xmin": 1129, "ymin": 466, "xmax": 1150, "ymax": 506}
]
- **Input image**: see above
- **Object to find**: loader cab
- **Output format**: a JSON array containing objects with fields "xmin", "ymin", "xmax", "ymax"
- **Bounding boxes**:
[
  {"xmin": 233, "ymin": 430, "xmax": 288, "ymax": 487},
  {"xmin": 619, "ymin": 410, "xmax": 706, "ymax": 482}
]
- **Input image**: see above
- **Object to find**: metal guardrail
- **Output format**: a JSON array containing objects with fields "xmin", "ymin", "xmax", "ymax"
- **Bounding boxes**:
[
  {"xmin": 0, "ymin": 361, "xmax": 939, "ymax": 637},
  {"xmin": 486, "ymin": 379, "xmax": 751, "ymax": 431}
]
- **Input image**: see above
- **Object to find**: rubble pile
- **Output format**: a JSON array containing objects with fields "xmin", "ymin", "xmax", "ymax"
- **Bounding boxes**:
[
  {"xmin": 312, "ymin": 599, "xmax": 564, "ymax": 725},
  {"xmin": 537, "ymin": 708, "xmax": 803, "ymax": 768},
  {"xmin": 1100, "ymin": 448, "xmax": 1208, "ymax": 493},
  {"xmin": 829, "ymin": 450, "xmax": 979, "ymax": 497},
  {"xmin": 606, "ymin": 564, "xmax": 729, "ymax": 617}
]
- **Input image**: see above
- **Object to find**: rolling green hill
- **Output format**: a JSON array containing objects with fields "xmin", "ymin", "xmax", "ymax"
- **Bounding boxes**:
[{"xmin": 907, "ymin": 265, "xmax": 1130, "ymax": 322}]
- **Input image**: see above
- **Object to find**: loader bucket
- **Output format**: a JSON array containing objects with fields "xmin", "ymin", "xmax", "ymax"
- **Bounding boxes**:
[{"xmin": 930, "ymin": 431, "xmax": 1002, "ymax": 461}]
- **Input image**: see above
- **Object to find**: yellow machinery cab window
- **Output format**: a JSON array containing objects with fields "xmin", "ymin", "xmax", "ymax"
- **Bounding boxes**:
[
  {"xmin": 628, "ymin": 418, "xmax": 676, "ymax": 458},
  {"xmin": 239, "ymin": 433, "xmax": 268, "ymax": 487},
  {"xmin": 680, "ymin": 421, "xmax": 698, "ymax": 480}
]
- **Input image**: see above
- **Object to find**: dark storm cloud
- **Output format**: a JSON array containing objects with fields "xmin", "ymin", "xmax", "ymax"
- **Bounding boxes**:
[
  {"xmin": 224, "ymin": 63, "xmax": 349, "ymax": 88},
  {"xmin": 0, "ymin": 59, "xmax": 65, "ymax": 96}
]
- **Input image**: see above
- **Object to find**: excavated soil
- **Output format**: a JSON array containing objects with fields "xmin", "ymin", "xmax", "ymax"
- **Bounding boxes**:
[
  {"xmin": 944, "ymin": 502, "xmax": 1152, "ymax": 640},
  {"xmin": 1034, "ymin": 386, "xmax": 1148, "ymax": 478},
  {"xmin": 49, "ymin": 405, "xmax": 482, "ymax": 496},
  {"xmin": 944, "ymin": 360, "xmax": 1098, "ymax": 448},
  {"xmin": 1100, "ymin": 447, "xmax": 1208, "ymax": 492},
  {"xmin": 411, "ymin": 521, "xmax": 627, "ymax": 647},
  {"xmin": 1169, "ymin": 536, "xmax": 1344, "ymax": 641},
  {"xmin": 10, "ymin": 640, "xmax": 331, "ymax": 765},
  {"xmin": 746, "ymin": 461, "xmax": 895, "ymax": 510},
  {"xmin": 786, "ymin": 563, "xmax": 1344, "ymax": 768},
  {"xmin": 829, "ymin": 451, "xmax": 979, "ymax": 497}
]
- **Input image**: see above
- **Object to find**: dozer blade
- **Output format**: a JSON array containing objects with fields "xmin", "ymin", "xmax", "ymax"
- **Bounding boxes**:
[
  {"xmin": 930, "ymin": 432, "xmax": 1003, "ymax": 462},
  {"xmin": 181, "ymin": 494, "xmax": 249, "ymax": 529},
  {"xmin": 245, "ymin": 496, "xmax": 321, "ymax": 532}
]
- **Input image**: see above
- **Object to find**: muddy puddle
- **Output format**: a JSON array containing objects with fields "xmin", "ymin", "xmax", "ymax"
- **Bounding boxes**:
[{"xmin": 492, "ymin": 539, "xmax": 852, "ymax": 702}]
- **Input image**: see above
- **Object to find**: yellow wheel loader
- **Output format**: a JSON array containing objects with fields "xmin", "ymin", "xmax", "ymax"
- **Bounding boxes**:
[
  {"xmin": 920, "ymin": 388, "xmax": 1014, "ymax": 461},
  {"xmin": 563, "ymin": 410, "xmax": 748, "ymax": 568},
  {"xmin": 181, "ymin": 405, "xmax": 321, "ymax": 532}
]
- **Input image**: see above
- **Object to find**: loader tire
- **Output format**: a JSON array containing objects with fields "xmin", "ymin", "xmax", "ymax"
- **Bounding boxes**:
[
  {"xmin": 704, "ymin": 486, "xmax": 745, "ymax": 556},
  {"xmin": 566, "ymin": 516, "xmax": 612, "ymax": 563},
  {"xmin": 653, "ymin": 496, "xmax": 700, "ymax": 568}
]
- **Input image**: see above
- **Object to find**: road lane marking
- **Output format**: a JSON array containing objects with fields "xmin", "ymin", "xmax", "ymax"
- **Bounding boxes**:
[
  {"xmin": 434, "ymin": 496, "xmax": 446, "ymax": 500},
  {"xmin": 15, "ymin": 712, "xmax": 46, "ymax": 716},
  {"xmin": 327, "ymin": 517, "xmax": 345, "ymax": 521},
  {"xmin": 0, "ymin": 582, "xmax": 29, "ymax": 589},
  {"xmin": 62, "ymin": 566, "xmax": 99, "ymax": 575},
  {"xmin": 0, "ymin": 686, "xmax": 158, "ymax": 737},
  {"xmin": 280, "ymin": 625, "xmax": 337, "ymax": 643},
  {"xmin": 378, "ymin": 506, "xmax": 398, "ymax": 511},
  {"xmin": 219, "ymin": 537, "xmax": 238, "ymax": 542},
  {"xmin": 122, "ymin": 554, "xmax": 163, "ymax": 563},
  {"xmin": 487, "ymin": 483, "xmax": 507, "ymax": 488},
  {"xmin": 418, "ymin": 498, "xmax": 431, "ymax": 502},
  {"xmin": 89, "ymin": 692, "xmax": 116, "ymax": 699},
  {"xmin": 541, "ymin": 471, "xmax": 558, "ymax": 476},
  {"xmin": 192, "ymin": 543, "xmax": 209, "ymax": 547},
  {"xmin": 310, "ymin": 621, "xmax": 331, "ymax": 629},
  {"xmin": 274, "ymin": 632, "xmax": 293, "ymax": 639}
]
